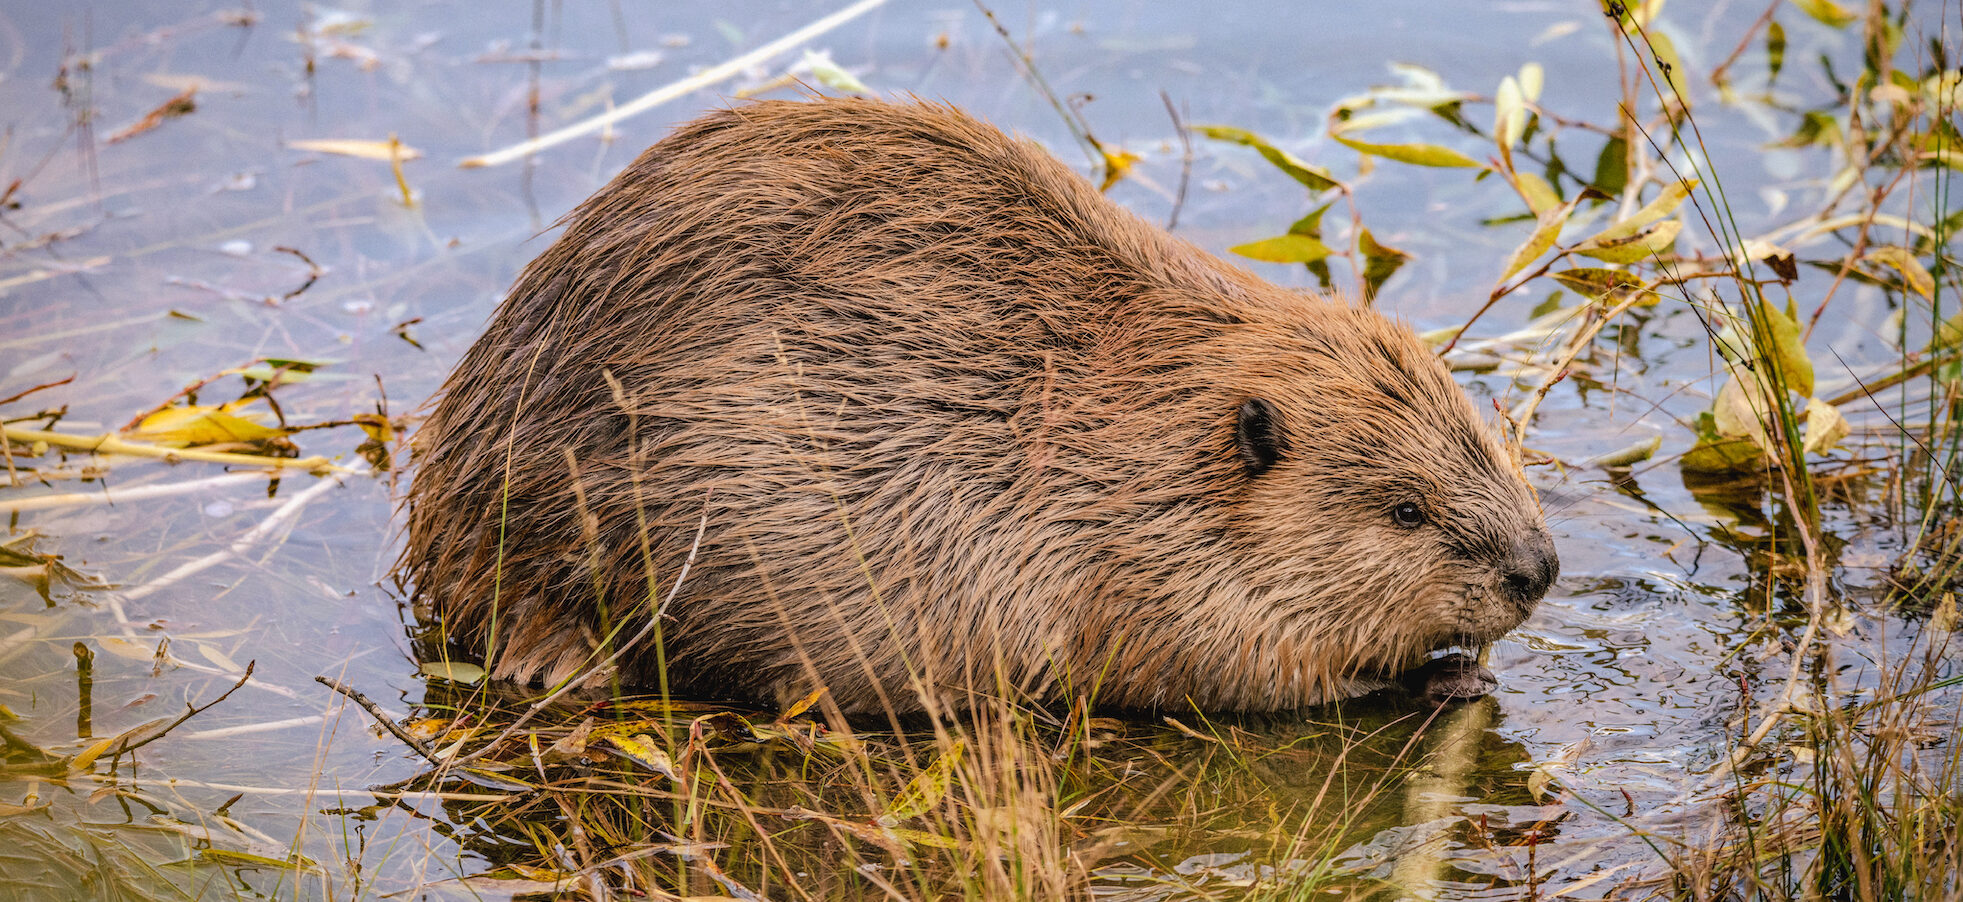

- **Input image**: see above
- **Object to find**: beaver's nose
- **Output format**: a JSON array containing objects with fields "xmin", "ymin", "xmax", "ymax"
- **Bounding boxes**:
[{"xmin": 1500, "ymin": 530, "xmax": 1558, "ymax": 604}]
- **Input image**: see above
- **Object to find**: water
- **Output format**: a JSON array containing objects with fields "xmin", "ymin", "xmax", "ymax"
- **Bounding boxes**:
[{"xmin": 0, "ymin": 1, "xmax": 1950, "ymax": 898}]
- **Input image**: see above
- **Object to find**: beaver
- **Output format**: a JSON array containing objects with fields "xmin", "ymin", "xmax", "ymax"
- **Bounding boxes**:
[{"xmin": 396, "ymin": 97, "xmax": 1557, "ymax": 714}]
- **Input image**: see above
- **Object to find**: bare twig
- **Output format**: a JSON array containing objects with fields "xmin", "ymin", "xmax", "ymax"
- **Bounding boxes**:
[
  {"xmin": 1160, "ymin": 91, "xmax": 1192, "ymax": 230},
  {"xmin": 0, "ymin": 375, "xmax": 74, "ymax": 407},
  {"xmin": 316, "ymin": 676, "xmax": 444, "ymax": 767},
  {"xmin": 111, "ymin": 661, "xmax": 254, "ymax": 764}
]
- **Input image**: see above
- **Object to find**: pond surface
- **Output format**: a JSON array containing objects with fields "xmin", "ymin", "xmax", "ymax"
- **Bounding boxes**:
[{"xmin": 0, "ymin": 1, "xmax": 1952, "ymax": 899}]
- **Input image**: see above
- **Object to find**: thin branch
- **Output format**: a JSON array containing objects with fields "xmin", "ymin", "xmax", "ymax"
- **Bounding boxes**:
[
  {"xmin": 113, "ymin": 661, "xmax": 255, "ymax": 762},
  {"xmin": 316, "ymin": 676, "xmax": 444, "ymax": 767}
]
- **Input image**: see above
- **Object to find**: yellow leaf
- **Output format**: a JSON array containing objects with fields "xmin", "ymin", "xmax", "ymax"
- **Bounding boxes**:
[
  {"xmin": 780, "ymin": 687, "xmax": 827, "ymax": 720},
  {"xmin": 1518, "ymin": 62, "xmax": 1545, "ymax": 103},
  {"xmin": 1584, "ymin": 178, "xmax": 1698, "ymax": 247},
  {"xmin": 130, "ymin": 404, "xmax": 283, "ymax": 448},
  {"xmin": 286, "ymin": 138, "xmax": 424, "ymax": 161},
  {"xmin": 1500, "ymin": 199, "xmax": 1578, "ymax": 281},
  {"xmin": 1861, "ymin": 246, "xmax": 1936, "ymax": 300},
  {"xmin": 1790, "ymin": 0, "xmax": 1858, "ymax": 28},
  {"xmin": 877, "ymin": 740, "xmax": 964, "ymax": 826},
  {"xmin": 1803, "ymin": 398, "xmax": 1849, "ymax": 456},
  {"xmin": 1514, "ymin": 171, "xmax": 1561, "ymax": 215},
  {"xmin": 606, "ymin": 733, "xmax": 682, "ymax": 780},
  {"xmin": 799, "ymin": 48, "xmax": 868, "ymax": 94},
  {"xmin": 1550, "ymin": 267, "xmax": 1647, "ymax": 302},
  {"xmin": 1193, "ymin": 125, "xmax": 1343, "ymax": 191},
  {"xmin": 1097, "ymin": 147, "xmax": 1143, "ymax": 192},
  {"xmin": 1574, "ymin": 219, "xmax": 1682, "ymax": 263}
]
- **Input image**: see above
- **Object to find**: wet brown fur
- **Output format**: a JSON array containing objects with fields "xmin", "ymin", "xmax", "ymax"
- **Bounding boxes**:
[{"xmin": 396, "ymin": 98, "xmax": 1556, "ymax": 714}]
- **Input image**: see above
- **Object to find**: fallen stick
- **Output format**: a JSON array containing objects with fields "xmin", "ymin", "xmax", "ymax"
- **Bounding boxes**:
[{"xmin": 458, "ymin": 0, "xmax": 891, "ymax": 169}]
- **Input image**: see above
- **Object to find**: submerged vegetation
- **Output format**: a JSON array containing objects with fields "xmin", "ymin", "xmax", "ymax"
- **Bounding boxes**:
[{"xmin": 0, "ymin": 0, "xmax": 1960, "ymax": 899}]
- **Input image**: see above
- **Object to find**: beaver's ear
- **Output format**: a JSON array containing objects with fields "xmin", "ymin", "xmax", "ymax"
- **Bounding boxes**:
[{"xmin": 1236, "ymin": 398, "xmax": 1285, "ymax": 477}]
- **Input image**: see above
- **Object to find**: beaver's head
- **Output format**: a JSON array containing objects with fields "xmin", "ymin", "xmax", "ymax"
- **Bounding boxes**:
[{"xmin": 1224, "ymin": 307, "xmax": 1557, "ymax": 688}]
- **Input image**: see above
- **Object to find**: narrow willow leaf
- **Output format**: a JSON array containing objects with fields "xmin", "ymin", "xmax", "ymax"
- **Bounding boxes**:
[
  {"xmin": 1573, "ymin": 220, "xmax": 1682, "ymax": 263},
  {"xmin": 1592, "ymin": 136, "xmax": 1629, "ymax": 195},
  {"xmin": 1790, "ymin": 0, "xmax": 1858, "ymax": 28},
  {"xmin": 1514, "ymin": 171, "xmax": 1561, "ymax": 215},
  {"xmin": 800, "ymin": 48, "xmax": 868, "ymax": 93},
  {"xmin": 1550, "ymin": 267, "xmax": 1645, "ymax": 301},
  {"xmin": 1518, "ymin": 62, "xmax": 1545, "ymax": 102},
  {"xmin": 1766, "ymin": 20, "xmax": 1786, "ymax": 82},
  {"xmin": 1861, "ymin": 246, "xmax": 1936, "ymax": 299},
  {"xmin": 780, "ymin": 687, "xmax": 827, "ymax": 720},
  {"xmin": 1359, "ymin": 228, "xmax": 1412, "ymax": 299},
  {"xmin": 1647, "ymin": 31, "xmax": 1691, "ymax": 106},
  {"xmin": 878, "ymin": 740, "xmax": 965, "ymax": 826},
  {"xmin": 1193, "ymin": 125, "xmax": 1343, "ymax": 191},
  {"xmin": 1587, "ymin": 178, "xmax": 1699, "ymax": 246},
  {"xmin": 1499, "ymin": 199, "xmax": 1578, "ymax": 282},
  {"xmin": 1803, "ymin": 398, "xmax": 1848, "ymax": 455},
  {"xmin": 1331, "ymin": 132, "xmax": 1484, "ymax": 168},
  {"xmin": 1495, "ymin": 76, "xmax": 1526, "ymax": 165},
  {"xmin": 1231, "ymin": 233, "xmax": 1334, "ymax": 264}
]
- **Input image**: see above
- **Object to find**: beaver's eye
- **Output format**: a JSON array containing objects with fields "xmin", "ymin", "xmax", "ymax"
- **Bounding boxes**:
[{"xmin": 1392, "ymin": 502, "xmax": 1426, "ymax": 528}]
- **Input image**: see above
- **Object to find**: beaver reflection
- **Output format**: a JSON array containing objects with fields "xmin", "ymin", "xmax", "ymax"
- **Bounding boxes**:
[{"xmin": 396, "ymin": 98, "xmax": 1557, "ymax": 713}]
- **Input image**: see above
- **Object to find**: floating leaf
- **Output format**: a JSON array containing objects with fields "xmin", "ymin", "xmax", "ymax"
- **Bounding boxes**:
[
  {"xmin": 606, "ymin": 733, "xmax": 682, "ymax": 780},
  {"xmin": 1230, "ymin": 233, "xmax": 1334, "ymax": 264},
  {"xmin": 877, "ymin": 740, "xmax": 965, "ymax": 826},
  {"xmin": 286, "ymin": 138, "xmax": 424, "ymax": 161},
  {"xmin": 1861, "ymin": 246, "xmax": 1936, "ymax": 299},
  {"xmin": 130, "ymin": 404, "xmax": 284, "ymax": 448},
  {"xmin": 800, "ymin": 48, "xmax": 868, "ymax": 94},
  {"xmin": 419, "ymin": 661, "xmax": 486, "ymax": 685},
  {"xmin": 1803, "ymin": 398, "xmax": 1848, "ymax": 456},
  {"xmin": 1713, "ymin": 370, "xmax": 1775, "ymax": 450},
  {"xmin": 1573, "ymin": 219, "xmax": 1682, "ymax": 263},
  {"xmin": 1193, "ymin": 125, "xmax": 1343, "ymax": 192},
  {"xmin": 780, "ymin": 687, "xmax": 827, "ymax": 720},
  {"xmin": 1500, "ymin": 199, "xmax": 1578, "ymax": 281},
  {"xmin": 1551, "ymin": 267, "xmax": 1646, "ymax": 301},
  {"xmin": 1790, "ymin": 0, "xmax": 1858, "ymax": 28},
  {"xmin": 1589, "ymin": 435, "xmax": 1663, "ymax": 468}
]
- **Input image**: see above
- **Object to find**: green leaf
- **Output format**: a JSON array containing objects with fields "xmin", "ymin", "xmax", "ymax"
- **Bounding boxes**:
[
  {"xmin": 1681, "ymin": 435, "xmax": 1769, "ymax": 474},
  {"xmin": 1790, "ymin": 0, "xmax": 1857, "ymax": 28},
  {"xmin": 1590, "ymin": 435, "xmax": 1663, "ymax": 468},
  {"xmin": 1230, "ymin": 233, "xmax": 1334, "ymax": 264},
  {"xmin": 1743, "ymin": 299, "xmax": 1814, "ymax": 398},
  {"xmin": 1767, "ymin": 20, "xmax": 1787, "ymax": 83},
  {"xmin": 1359, "ymin": 228, "xmax": 1411, "ymax": 300},
  {"xmin": 1529, "ymin": 291, "xmax": 1566, "ymax": 319},
  {"xmin": 1592, "ymin": 136, "xmax": 1628, "ymax": 196},
  {"xmin": 1330, "ymin": 132, "xmax": 1485, "ymax": 168},
  {"xmin": 801, "ymin": 49, "xmax": 869, "ymax": 93},
  {"xmin": 1574, "ymin": 219, "xmax": 1683, "ymax": 263},
  {"xmin": 1194, "ymin": 125, "xmax": 1343, "ymax": 192}
]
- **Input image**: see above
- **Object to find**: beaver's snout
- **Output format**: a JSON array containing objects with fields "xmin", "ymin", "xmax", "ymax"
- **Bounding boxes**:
[{"xmin": 1500, "ymin": 529, "xmax": 1559, "ymax": 607}]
